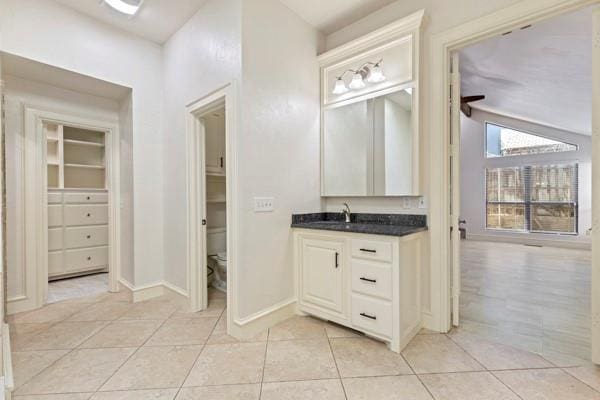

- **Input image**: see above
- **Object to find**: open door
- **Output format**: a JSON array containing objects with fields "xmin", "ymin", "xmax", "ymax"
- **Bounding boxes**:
[
  {"xmin": 200, "ymin": 117, "xmax": 208, "ymax": 311},
  {"xmin": 450, "ymin": 52, "xmax": 461, "ymax": 327},
  {"xmin": 592, "ymin": 8, "xmax": 600, "ymax": 364}
]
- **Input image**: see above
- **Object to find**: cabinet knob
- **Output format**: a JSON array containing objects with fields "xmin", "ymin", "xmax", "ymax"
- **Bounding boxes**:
[
  {"xmin": 87, "ymin": 256, "xmax": 92, "ymax": 261},
  {"xmin": 86, "ymin": 196, "xmax": 91, "ymax": 200},
  {"xmin": 86, "ymin": 235, "xmax": 91, "ymax": 239},
  {"xmin": 87, "ymin": 213, "xmax": 91, "ymax": 217}
]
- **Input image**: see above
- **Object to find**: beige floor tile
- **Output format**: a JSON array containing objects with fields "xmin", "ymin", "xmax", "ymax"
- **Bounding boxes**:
[
  {"xmin": 541, "ymin": 348, "xmax": 588, "ymax": 367},
  {"xmin": 343, "ymin": 376, "xmax": 433, "ymax": 400},
  {"xmin": 330, "ymin": 337, "xmax": 412, "ymax": 378},
  {"xmin": 261, "ymin": 379, "xmax": 346, "ymax": 400},
  {"xmin": 208, "ymin": 288, "xmax": 226, "ymax": 300},
  {"xmin": 420, "ymin": 371, "xmax": 519, "ymax": 400},
  {"xmin": 171, "ymin": 299, "xmax": 226, "ymax": 319},
  {"xmin": 10, "ymin": 303, "xmax": 88, "ymax": 324},
  {"xmin": 79, "ymin": 320, "xmax": 162, "ymax": 348},
  {"xmin": 206, "ymin": 314, "xmax": 267, "ymax": 345},
  {"xmin": 101, "ymin": 291, "xmax": 132, "ymax": 303},
  {"xmin": 402, "ymin": 334, "xmax": 484, "ymax": 374},
  {"xmin": 17, "ymin": 321, "xmax": 108, "ymax": 351},
  {"xmin": 145, "ymin": 317, "xmax": 218, "ymax": 346},
  {"xmin": 564, "ymin": 364, "xmax": 600, "ymax": 392},
  {"xmin": 325, "ymin": 322, "xmax": 362, "ymax": 339},
  {"xmin": 67, "ymin": 302, "xmax": 133, "ymax": 322},
  {"xmin": 101, "ymin": 345, "xmax": 202, "ymax": 391},
  {"xmin": 176, "ymin": 384, "xmax": 260, "ymax": 400},
  {"xmin": 495, "ymin": 368, "xmax": 600, "ymax": 400},
  {"xmin": 263, "ymin": 339, "xmax": 338, "ymax": 382},
  {"xmin": 89, "ymin": 389, "xmax": 178, "ymax": 400},
  {"xmin": 418, "ymin": 328, "xmax": 440, "ymax": 335},
  {"xmin": 12, "ymin": 350, "xmax": 69, "ymax": 388},
  {"xmin": 184, "ymin": 342, "xmax": 266, "ymax": 386},
  {"xmin": 10, "ymin": 324, "xmax": 53, "ymax": 351},
  {"xmin": 448, "ymin": 330, "xmax": 552, "ymax": 370},
  {"xmin": 15, "ymin": 348, "xmax": 135, "ymax": 395},
  {"xmin": 14, "ymin": 394, "xmax": 93, "ymax": 400},
  {"xmin": 118, "ymin": 299, "xmax": 179, "ymax": 320},
  {"xmin": 268, "ymin": 316, "xmax": 326, "ymax": 340}
]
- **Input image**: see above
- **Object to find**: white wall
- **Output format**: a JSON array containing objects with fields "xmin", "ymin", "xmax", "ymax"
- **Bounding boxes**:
[
  {"xmin": 3, "ymin": 75, "xmax": 121, "ymax": 301},
  {"xmin": 238, "ymin": 0, "xmax": 322, "ymax": 317},
  {"xmin": 162, "ymin": 0, "xmax": 242, "ymax": 291},
  {"xmin": 0, "ymin": 0, "xmax": 164, "ymax": 286},
  {"xmin": 460, "ymin": 108, "xmax": 591, "ymax": 247}
]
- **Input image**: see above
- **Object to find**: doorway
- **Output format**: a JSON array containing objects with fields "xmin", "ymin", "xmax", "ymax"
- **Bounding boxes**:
[{"xmin": 428, "ymin": 0, "xmax": 600, "ymax": 363}]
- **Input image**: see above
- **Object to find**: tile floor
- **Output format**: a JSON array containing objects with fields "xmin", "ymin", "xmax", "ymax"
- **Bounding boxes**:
[
  {"xmin": 461, "ymin": 240, "xmax": 591, "ymax": 360},
  {"xmin": 48, "ymin": 273, "xmax": 109, "ymax": 304},
  {"xmin": 9, "ymin": 288, "xmax": 600, "ymax": 399}
]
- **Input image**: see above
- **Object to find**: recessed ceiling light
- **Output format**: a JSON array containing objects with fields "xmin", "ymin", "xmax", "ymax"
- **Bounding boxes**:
[{"xmin": 102, "ymin": 0, "xmax": 144, "ymax": 16}]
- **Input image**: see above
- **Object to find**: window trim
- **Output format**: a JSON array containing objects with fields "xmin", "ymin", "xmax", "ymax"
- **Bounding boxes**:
[
  {"xmin": 484, "ymin": 163, "xmax": 579, "ymax": 235},
  {"xmin": 484, "ymin": 121, "xmax": 578, "ymax": 159}
]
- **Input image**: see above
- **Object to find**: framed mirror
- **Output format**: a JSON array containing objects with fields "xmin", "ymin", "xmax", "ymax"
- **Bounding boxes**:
[{"xmin": 322, "ymin": 87, "xmax": 417, "ymax": 196}]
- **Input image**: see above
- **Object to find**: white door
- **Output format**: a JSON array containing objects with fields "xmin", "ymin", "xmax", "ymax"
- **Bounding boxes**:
[
  {"xmin": 300, "ymin": 237, "xmax": 344, "ymax": 316},
  {"xmin": 450, "ymin": 52, "xmax": 461, "ymax": 327},
  {"xmin": 200, "ymin": 119, "xmax": 208, "ymax": 310},
  {"xmin": 592, "ymin": 8, "xmax": 600, "ymax": 364}
]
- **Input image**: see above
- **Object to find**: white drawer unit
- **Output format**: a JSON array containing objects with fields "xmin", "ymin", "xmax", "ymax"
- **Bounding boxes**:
[
  {"xmin": 65, "ymin": 225, "xmax": 108, "ymax": 249},
  {"xmin": 351, "ymin": 293, "xmax": 393, "ymax": 338},
  {"xmin": 64, "ymin": 192, "xmax": 108, "ymax": 204},
  {"xmin": 351, "ymin": 260, "xmax": 392, "ymax": 300},
  {"xmin": 48, "ymin": 205, "xmax": 63, "ymax": 227},
  {"xmin": 64, "ymin": 204, "xmax": 108, "ymax": 226},
  {"xmin": 351, "ymin": 238, "xmax": 392, "ymax": 263},
  {"xmin": 294, "ymin": 228, "xmax": 425, "ymax": 353},
  {"xmin": 65, "ymin": 246, "xmax": 108, "ymax": 272},
  {"xmin": 47, "ymin": 188, "xmax": 110, "ymax": 279}
]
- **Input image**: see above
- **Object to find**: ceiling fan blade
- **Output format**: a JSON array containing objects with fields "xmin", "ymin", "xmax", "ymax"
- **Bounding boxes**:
[{"xmin": 461, "ymin": 95, "xmax": 485, "ymax": 104}]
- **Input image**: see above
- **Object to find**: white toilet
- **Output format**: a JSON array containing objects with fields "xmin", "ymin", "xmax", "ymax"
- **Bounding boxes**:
[{"xmin": 207, "ymin": 228, "xmax": 227, "ymax": 292}]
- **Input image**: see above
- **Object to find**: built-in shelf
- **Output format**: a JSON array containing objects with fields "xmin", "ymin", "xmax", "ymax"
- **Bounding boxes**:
[
  {"xmin": 47, "ymin": 137, "xmax": 59, "ymax": 143},
  {"xmin": 47, "ymin": 161, "xmax": 59, "ymax": 166},
  {"xmin": 64, "ymin": 139, "xmax": 105, "ymax": 148},
  {"xmin": 64, "ymin": 163, "xmax": 105, "ymax": 170},
  {"xmin": 207, "ymin": 198, "xmax": 226, "ymax": 203}
]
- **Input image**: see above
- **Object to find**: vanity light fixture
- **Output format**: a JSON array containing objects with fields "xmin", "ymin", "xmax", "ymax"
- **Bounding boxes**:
[
  {"xmin": 332, "ymin": 59, "xmax": 385, "ymax": 94},
  {"xmin": 102, "ymin": 0, "xmax": 144, "ymax": 16}
]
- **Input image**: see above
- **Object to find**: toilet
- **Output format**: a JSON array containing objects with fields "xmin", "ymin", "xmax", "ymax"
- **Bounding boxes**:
[{"xmin": 207, "ymin": 228, "xmax": 227, "ymax": 292}]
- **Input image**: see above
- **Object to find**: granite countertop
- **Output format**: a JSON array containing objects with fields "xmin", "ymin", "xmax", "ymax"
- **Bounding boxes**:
[{"xmin": 291, "ymin": 212, "xmax": 427, "ymax": 237}]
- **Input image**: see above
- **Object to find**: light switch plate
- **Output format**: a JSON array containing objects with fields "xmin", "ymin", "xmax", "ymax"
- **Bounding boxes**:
[{"xmin": 254, "ymin": 197, "xmax": 274, "ymax": 212}]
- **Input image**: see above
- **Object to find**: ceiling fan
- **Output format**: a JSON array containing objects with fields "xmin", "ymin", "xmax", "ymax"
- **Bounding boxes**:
[{"xmin": 460, "ymin": 95, "xmax": 485, "ymax": 117}]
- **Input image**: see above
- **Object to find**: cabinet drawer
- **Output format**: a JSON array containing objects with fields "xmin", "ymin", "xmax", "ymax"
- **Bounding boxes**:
[
  {"xmin": 64, "ymin": 192, "xmax": 108, "ymax": 204},
  {"xmin": 48, "ymin": 251, "xmax": 64, "ymax": 275},
  {"xmin": 48, "ymin": 192, "xmax": 63, "ymax": 204},
  {"xmin": 65, "ymin": 225, "xmax": 108, "ymax": 249},
  {"xmin": 48, "ymin": 205, "xmax": 63, "ymax": 227},
  {"xmin": 351, "ymin": 239, "xmax": 392, "ymax": 263},
  {"xmin": 48, "ymin": 228, "xmax": 63, "ymax": 251},
  {"xmin": 65, "ymin": 246, "xmax": 108, "ymax": 271},
  {"xmin": 351, "ymin": 293, "xmax": 392, "ymax": 338},
  {"xmin": 351, "ymin": 260, "xmax": 392, "ymax": 300},
  {"xmin": 64, "ymin": 205, "xmax": 108, "ymax": 226}
]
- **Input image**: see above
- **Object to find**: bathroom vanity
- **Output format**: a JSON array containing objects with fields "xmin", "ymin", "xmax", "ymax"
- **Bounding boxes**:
[{"xmin": 292, "ymin": 213, "xmax": 426, "ymax": 353}]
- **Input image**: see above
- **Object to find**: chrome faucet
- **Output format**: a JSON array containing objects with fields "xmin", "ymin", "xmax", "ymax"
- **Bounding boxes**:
[{"xmin": 342, "ymin": 203, "xmax": 351, "ymax": 223}]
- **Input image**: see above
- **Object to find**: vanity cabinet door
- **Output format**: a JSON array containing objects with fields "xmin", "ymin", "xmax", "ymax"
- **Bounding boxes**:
[
  {"xmin": 300, "ymin": 237, "xmax": 345, "ymax": 317},
  {"xmin": 204, "ymin": 110, "xmax": 225, "ymax": 175}
]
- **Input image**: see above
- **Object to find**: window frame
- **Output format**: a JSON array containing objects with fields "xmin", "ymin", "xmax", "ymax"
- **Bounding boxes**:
[{"xmin": 484, "ymin": 121, "xmax": 578, "ymax": 159}]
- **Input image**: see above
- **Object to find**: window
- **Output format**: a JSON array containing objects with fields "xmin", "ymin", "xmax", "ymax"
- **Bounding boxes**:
[
  {"xmin": 486, "ymin": 123, "xmax": 577, "ymax": 158},
  {"xmin": 485, "ymin": 164, "xmax": 578, "ymax": 234}
]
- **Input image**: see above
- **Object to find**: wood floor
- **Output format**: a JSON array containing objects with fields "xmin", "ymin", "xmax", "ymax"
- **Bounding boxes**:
[{"xmin": 460, "ymin": 240, "xmax": 591, "ymax": 362}]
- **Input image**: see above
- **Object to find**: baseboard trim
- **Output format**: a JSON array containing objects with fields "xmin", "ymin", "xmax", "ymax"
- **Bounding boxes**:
[
  {"xmin": 421, "ymin": 310, "xmax": 440, "ymax": 333},
  {"xmin": 3, "ymin": 323, "xmax": 14, "ymax": 398},
  {"xmin": 7, "ymin": 295, "xmax": 36, "ymax": 316},
  {"xmin": 466, "ymin": 234, "xmax": 591, "ymax": 250},
  {"xmin": 229, "ymin": 298, "xmax": 296, "ymax": 339},
  {"xmin": 119, "ymin": 279, "xmax": 188, "ymax": 303}
]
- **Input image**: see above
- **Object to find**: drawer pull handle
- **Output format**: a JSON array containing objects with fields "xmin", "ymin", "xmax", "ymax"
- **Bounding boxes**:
[
  {"xmin": 87, "ymin": 213, "xmax": 91, "ymax": 217},
  {"xmin": 87, "ymin": 256, "xmax": 92, "ymax": 261},
  {"xmin": 359, "ymin": 248, "xmax": 377, "ymax": 253},
  {"xmin": 86, "ymin": 235, "xmax": 91, "ymax": 239},
  {"xmin": 360, "ymin": 312, "xmax": 377, "ymax": 320},
  {"xmin": 360, "ymin": 277, "xmax": 377, "ymax": 283},
  {"xmin": 86, "ymin": 196, "xmax": 91, "ymax": 200},
  {"xmin": 335, "ymin": 252, "xmax": 339, "ymax": 269}
]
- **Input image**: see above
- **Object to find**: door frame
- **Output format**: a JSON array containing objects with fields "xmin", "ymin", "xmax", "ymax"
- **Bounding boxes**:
[
  {"xmin": 429, "ymin": 0, "xmax": 600, "ymax": 347},
  {"xmin": 12, "ymin": 106, "xmax": 121, "ymax": 314},
  {"xmin": 185, "ymin": 83, "xmax": 238, "ymax": 334}
]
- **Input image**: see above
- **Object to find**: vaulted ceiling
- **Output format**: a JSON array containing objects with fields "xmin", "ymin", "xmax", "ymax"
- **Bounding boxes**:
[{"xmin": 460, "ymin": 6, "xmax": 592, "ymax": 135}]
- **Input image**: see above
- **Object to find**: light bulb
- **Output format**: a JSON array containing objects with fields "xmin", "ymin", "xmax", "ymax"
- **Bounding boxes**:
[
  {"xmin": 332, "ymin": 77, "xmax": 349, "ymax": 94},
  {"xmin": 367, "ymin": 64, "xmax": 386, "ymax": 83},
  {"xmin": 349, "ymin": 72, "xmax": 366, "ymax": 90}
]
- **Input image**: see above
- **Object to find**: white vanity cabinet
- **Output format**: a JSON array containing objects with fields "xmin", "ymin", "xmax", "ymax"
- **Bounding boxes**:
[
  {"xmin": 204, "ymin": 108, "xmax": 226, "ymax": 175},
  {"xmin": 294, "ymin": 228, "xmax": 424, "ymax": 353}
]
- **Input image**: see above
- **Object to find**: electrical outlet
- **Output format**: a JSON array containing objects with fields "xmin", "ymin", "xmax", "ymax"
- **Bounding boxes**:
[
  {"xmin": 418, "ymin": 196, "xmax": 427, "ymax": 209},
  {"xmin": 254, "ymin": 197, "xmax": 274, "ymax": 212}
]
